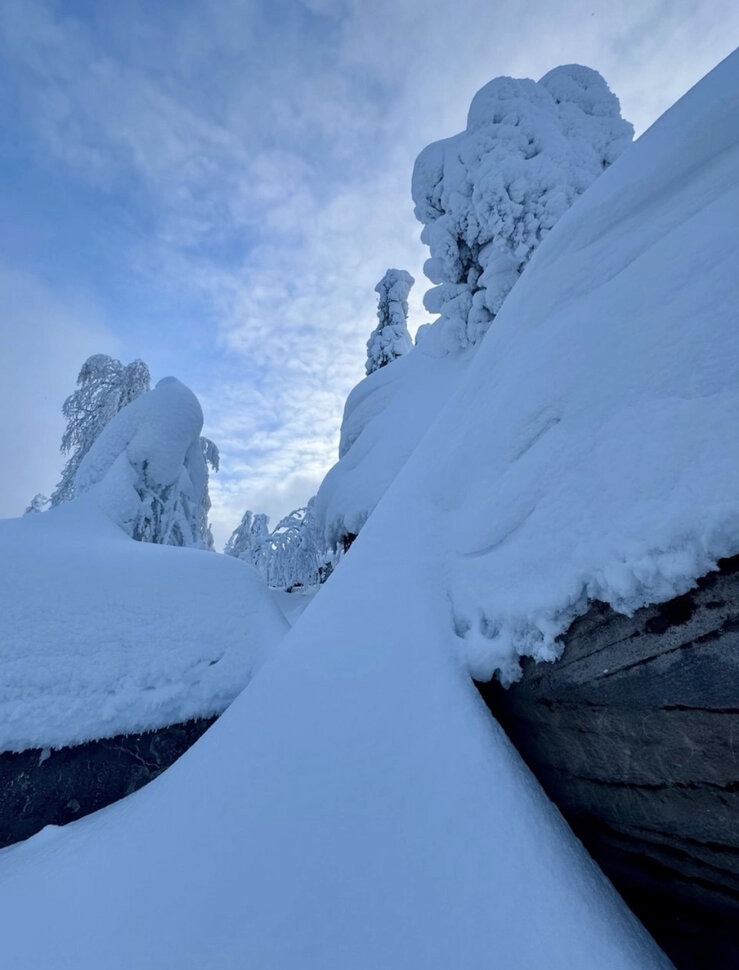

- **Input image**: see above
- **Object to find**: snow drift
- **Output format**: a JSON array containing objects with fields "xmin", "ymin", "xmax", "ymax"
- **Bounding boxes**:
[{"xmin": 0, "ymin": 499, "xmax": 288, "ymax": 751}]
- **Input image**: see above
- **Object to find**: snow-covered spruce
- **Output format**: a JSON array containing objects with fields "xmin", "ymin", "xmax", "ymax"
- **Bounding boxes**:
[
  {"xmin": 412, "ymin": 64, "xmax": 633, "ymax": 349},
  {"xmin": 74, "ymin": 377, "xmax": 217, "ymax": 549},
  {"xmin": 51, "ymin": 354, "xmax": 151, "ymax": 506},
  {"xmin": 365, "ymin": 269, "xmax": 414, "ymax": 376}
]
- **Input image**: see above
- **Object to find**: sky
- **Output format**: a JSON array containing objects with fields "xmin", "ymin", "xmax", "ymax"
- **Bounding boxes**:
[{"xmin": 0, "ymin": 0, "xmax": 736, "ymax": 547}]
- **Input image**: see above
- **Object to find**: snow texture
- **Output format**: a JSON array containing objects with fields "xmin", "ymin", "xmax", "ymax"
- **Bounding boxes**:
[
  {"xmin": 365, "ymin": 268, "xmax": 414, "ymax": 375},
  {"xmin": 0, "ymin": 485, "xmax": 670, "ymax": 970},
  {"xmin": 413, "ymin": 64, "xmax": 633, "ymax": 349},
  {"xmin": 0, "ymin": 497, "xmax": 288, "ymax": 751},
  {"xmin": 75, "ymin": 377, "xmax": 215, "ymax": 549}
]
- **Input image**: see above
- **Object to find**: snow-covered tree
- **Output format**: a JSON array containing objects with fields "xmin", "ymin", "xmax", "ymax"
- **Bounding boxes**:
[
  {"xmin": 23, "ymin": 493, "xmax": 50, "ymax": 515},
  {"xmin": 73, "ymin": 377, "xmax": 217, "ymax": 549},
  {"xmin": 196, "ymin": 437, "xmax": 220, "ymax": 551},
  {"xmin": 365, "ymin": 269, "xmax": 414, "ymax": 375},
  {"xmin": 224, "ymin": 510, "xmax": 271, "ymax": 571},
  {"xmin": 226, "ymin": 500, "xmax": 331, "ymax": 589},
  {"xmin": 264, "ymin": 500, "xmax": 326, "ymax": 589},
  {"xmin": 412, "ymin": 65, "xmax": 633, "ymax": 349},
  {"xmin": 51, "ymin": 354, "xmax": 151, "ymax": 506}
]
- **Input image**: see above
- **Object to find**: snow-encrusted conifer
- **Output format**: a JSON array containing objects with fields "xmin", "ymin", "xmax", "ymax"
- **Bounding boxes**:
[
  {"xmin": 73, "ymin": 377, "xmax": 217, "ymax": 549},
  {"xmin": 365, "ymin": 270, "xmax": 414, "ymax": 375},
  {"xmin": 412, "ymin": 65, "xmax": 633, "ymax": 348},
  {"xmin": 225, "ymin": 510, "xmax": 271, "ymax": 571},
  {"xmin": 51, "ymin": 354, "xmax": 151, "ymax": 506}
]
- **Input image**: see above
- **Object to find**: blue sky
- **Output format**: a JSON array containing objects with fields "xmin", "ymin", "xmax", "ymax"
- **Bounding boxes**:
[{"xmin": 1, "ymin": 0, "xmax": 736, "ymax": 546}]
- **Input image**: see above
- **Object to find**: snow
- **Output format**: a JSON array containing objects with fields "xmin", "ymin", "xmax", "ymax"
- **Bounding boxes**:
[
  {"xmin": 0, "ymin": 510, "xmax": 670, "ymax": 970},
  {"xmin": 75, "ymin": 376, "xmax": 215, "ymax": 548},
  {"xmin": 365, "ymin": 268, "xmax": 414, "ymax": 374},
  {"xmin": 412, "ymin": 64, "xmax": 633, "ymax": 348},
  {"xmin": 0, "ymin": 497, "xmax": 288, "ymax": 751},
  {"xmin": 0, "ymin": 51, "xmax": 735, "ymax": 968},
  {"xmin": 315, "ymin": 340, "xmax": 474, "ymax": 546}
]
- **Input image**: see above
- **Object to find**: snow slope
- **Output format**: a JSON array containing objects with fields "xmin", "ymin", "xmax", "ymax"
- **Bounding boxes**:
[
  {"xmin": 0, "ymin": 45, "xmax": 728, "ymax": 970},
  {"xmin": 315, "ymin": 342, "xmax": 474, "ymax": 545},
  {"xmin": 0, "ymin": 498, "xmax": 288, "ymax": 751},
  {"xmin": 0, "ymin": 505, "xmax": 669, "ymax": 970}
]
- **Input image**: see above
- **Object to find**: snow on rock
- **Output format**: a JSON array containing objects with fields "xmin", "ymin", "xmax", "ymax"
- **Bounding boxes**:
[
  {"xmin": 75, "ymin": 376, "xmax": 214, "ymax": 549},
  {"xmin": 0, "ymin": 500, "xmax": 670, "ymax": 970},
  {"xmin": 412, "ymin": 64, "xmax": 633, "ymax": 349},
  {"xmin": 404, "ymin": 50, "xmax": 739, "ymax": 682},
  {"xmin": 0, "ymin": 498, "xmax": 288, "ymax": 751}
]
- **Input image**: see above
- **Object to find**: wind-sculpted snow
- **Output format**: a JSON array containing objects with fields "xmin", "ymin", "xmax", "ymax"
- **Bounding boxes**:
[
  {"xmin": 75, "ymin": 377, "xmax": 215, "ymax": 548},
  {"xmin": 412, "ymin": 64, "xmax": 633, "ymax": 349},
  {"xmin": 0, "ymin": 499, "xmax": 288, "ymax": 751}
]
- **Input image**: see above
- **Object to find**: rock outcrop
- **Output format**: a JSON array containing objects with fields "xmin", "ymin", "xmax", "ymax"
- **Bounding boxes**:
[
  {"xmin": 477, "ymin": 555, "xmax": 739, "ymax": 970},
  {"xmin": 0, "ymin": 716, "xmax": 215, "ymax": 849}
]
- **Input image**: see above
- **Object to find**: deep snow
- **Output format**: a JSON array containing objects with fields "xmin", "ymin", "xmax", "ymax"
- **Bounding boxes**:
[{"xmin": 0, "ymin": 498, "xmax": 287, "ymax": 751}]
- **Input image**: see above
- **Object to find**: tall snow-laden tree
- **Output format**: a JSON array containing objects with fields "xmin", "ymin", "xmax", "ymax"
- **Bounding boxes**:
[
  {"xmin": 224, "ymin": 510, "xmax": 271, "ymax": 572},
  {"xmin": 412, "ymin": 65, "xmax": 634, "ymax": 349},
  {"xmin": 73, "ymin": 377, "xmax": 217, "ymax": 549},
  {"xmin": 51, "ymin": 354, "xmax": 151, "ymax": 506},
  {"xmin": 365, "ymin": 269, "xmax": 415, "ymax": 375}
]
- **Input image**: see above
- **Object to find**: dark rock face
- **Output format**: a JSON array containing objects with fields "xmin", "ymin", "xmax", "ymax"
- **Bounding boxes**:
[
  {"xmin": 0, "ymin": 716, "xmax": 215, "ymax": 850},
  {"xmin": 477, "ymin": 555, "xmax": 739, "ymax": 970}
]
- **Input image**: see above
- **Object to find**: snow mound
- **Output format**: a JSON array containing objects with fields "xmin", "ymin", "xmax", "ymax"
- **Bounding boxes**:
[
  {"xmin": 315, "ymin": 342, "xmax": 474, "ymax": 546},
  {"xmin": 75, "ymin": 376, "xmax": 213, "ymax": 548},
  {"xmin": 0, "ymin": 498, "xmax": 288, "ymax": 751}
]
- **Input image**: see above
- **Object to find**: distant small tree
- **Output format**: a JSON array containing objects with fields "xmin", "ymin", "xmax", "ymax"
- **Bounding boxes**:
[
  {"xmin": 23, "ymin": 493, "xmax": 50, "ymax": 515},
  {"xmin": 226, "ymin": 500, "xmax": 332, "ymax": 589},
  {"xmin": 365, "ymin": 269, "xmax": 414, "ymax": 376},
  {"xmin": 51, "ymin": 354, "xmax": 151, "ymax": 506},
  {"xmin": 225, "ymin": 510, "xmax": 271, "ymax": 571}
]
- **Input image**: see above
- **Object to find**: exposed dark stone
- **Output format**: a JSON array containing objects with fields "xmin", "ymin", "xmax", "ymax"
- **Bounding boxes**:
[
  {"xmin": 476, "ymin": 554, "xmax": 739, "ymax": 970},
  {"xmin": 0, "ymin": 716, "xmax": 216, "ymax": 850}
]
